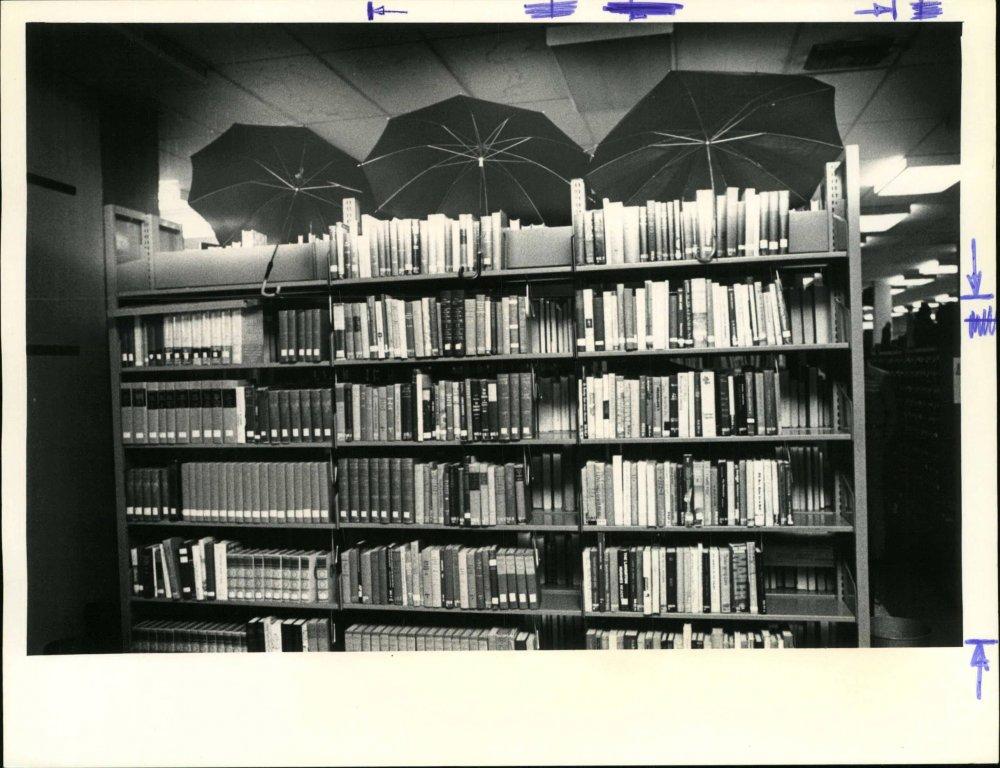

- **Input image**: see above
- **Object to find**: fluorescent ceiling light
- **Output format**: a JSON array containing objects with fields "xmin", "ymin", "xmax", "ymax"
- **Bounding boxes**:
[
  {"xmin": 888, "ymin": 274, "xmax": 934, "ymax": 288},
  {"xmin": 917, "ymin": 260, "xmax": 959, "ymax": 275},
  {"xmin": 862, "ymin": 320, "xmax": 874, "ymax": 330},
  {"xmin": 911, "ymin": 300, "xmax": 922, "ymax": 309},
  {"xmin": 928, "ymin": 301, "xmax": 940, "ymax": 308},
  {"xmin": 934, "ymin": 293, "xmax": 958, "ymax": 303},
  {"xmin": 866, "ymin": 155, "xmax": 907, "ymax": 190},
  {"xmin": 891, "ymin": 306, "xmax": 908, "ymax": 316},
  {"xmin": 891, "ymin": 288, "xmax": 905, "ymax": 296},
  {"xmin": 860, "ymin": 212, "xmax": 908, "ymax": 232},
  {"xmin": 876, "ymin": 163, "xmax": 961, "ymax": 197}
]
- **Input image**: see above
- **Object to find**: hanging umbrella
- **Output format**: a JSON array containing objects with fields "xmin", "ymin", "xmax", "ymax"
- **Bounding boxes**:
[
  {"xmin": 361, "ymin": 95, "xmax": 589, "ymax": 226},
  {"xmin": 188, "ymin": 123, "xmax": 372, "ymax": 246},
  {"xmin": 587, "ymin": 71, "xmax": 843, "ymax": 206}
]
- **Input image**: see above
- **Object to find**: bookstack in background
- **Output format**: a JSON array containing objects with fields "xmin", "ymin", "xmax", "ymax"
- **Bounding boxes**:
[
  {"xmin": 582, "ymin": 542, "xmax": 766, "ymax": 615},
  {"xmin": 344, "ymin": 624, "xmax": 539, "ymax": 651},
  {"xmin": 334, "ymin": 371, "xmax": 576, "ymax": 443},
  {"xmin": 585, "ymin": 625, "xmax": 795, "ymax": 649},
  {"xmin": 577, "ymin": 364, "xmax": 838, "ymax": 440},
  {"xmin": 333, "ymin": 291, "xmax": 572, "ymax": 360},
  {"xmin": 130, "ymin": 537, "xmax": 333, "ymax": 604},
  {"xmin": 572, "ymin": 188, "xmax": 791, "ymax": 265},
  {"xmin": 339, "ymin": 542, "xmax": 541, "ymax": 611},
  {"xmin": 131, "ymin": 617, "xmax": 333, "ymax": 652}
]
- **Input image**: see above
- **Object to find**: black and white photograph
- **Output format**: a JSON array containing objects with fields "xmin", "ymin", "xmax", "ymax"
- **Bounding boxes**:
[{"xmin": 2, "ymin": 2, "xmax": 996, "ymax": 766}]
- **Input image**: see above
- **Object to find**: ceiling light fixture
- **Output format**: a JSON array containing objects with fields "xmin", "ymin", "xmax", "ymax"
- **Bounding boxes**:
[
  {"xmin": 888, "ymin": 274, "xmax": 934, "ymax": 288},
  {"xmin": 917, "ymin": 259, "xmax": 960, "ymax": 275},
  {"xmin": 875, "ymin": 155, "xmax": 961, "ymax": 197},
  {"xmin": 860, "ymin": 212, "xmax": 908, "ymax": 232}
]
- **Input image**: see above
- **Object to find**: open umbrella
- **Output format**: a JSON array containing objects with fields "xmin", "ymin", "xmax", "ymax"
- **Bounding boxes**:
[
  {"xmin": 361, "ymin": 95, "xmax": 589, "ymax": 226},
  {"xmin": 587, "ymin": 71, "xmax": 843, "ymax": 206},
  {"xmin": 188, "ymin": 123, "xmax": 371, "ymax": 246}
]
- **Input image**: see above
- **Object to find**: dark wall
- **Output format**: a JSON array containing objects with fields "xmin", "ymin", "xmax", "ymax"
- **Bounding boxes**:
[{"xmin": 25, "ymin": 29, "xmax": 160, "ymax": 654}]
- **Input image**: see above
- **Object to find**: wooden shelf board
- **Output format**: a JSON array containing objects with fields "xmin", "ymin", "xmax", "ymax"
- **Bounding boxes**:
[
  {"xmin": 131, "ymin": 597, "xmax": 338, "ymax": 611},
  {"xmin": 124, "ymin": 442, "xmax": 331, "ymax": 450},
  {"xmin": 120, "ymin": 361, "xmax": 330, "ymax": 374},
  {"xmin": 580, "ymin": 431, "xmax": 851, "ymax": 445},
  {"xmin": 581, "ymin": 516, "xmax": 853, "ymax": 535},
  {"xmin": 118, "ymin": 280, "xmax": 329, "ymax": 301},
  {"xmin": 330, "ymin": 265, "xmax": 575, "ymax": 291},
  {"xmin": 127, "ymin": 519, "xmax": 336, "ymax": 530},
  {"xmin": 339, "ymin": 522, "xmax": 580, "ymax": 533},
  {"xmin": 574, "ymin": 252, "xmax": 847, "ymax": 275},
  {"xmin": 584, "ymin": 594, "xmax": 855, "ymax": 623},
  {"xmin": 339, "ymin": 588, "xmax": 580, "ymax": 617},
  {"xmin": 336, "ymin": 433, "xmax": 578, "ymax": 448},
  {"xmin": 335, "ymin": 352, "xmax": 573, "ymax": 367},
  {"xmin": 579, "ymin": 343, "xmax": 848, "ymax": 360}
]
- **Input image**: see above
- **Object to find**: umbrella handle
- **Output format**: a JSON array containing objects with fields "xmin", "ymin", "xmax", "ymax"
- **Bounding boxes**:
[
  {"xmin": 457, "ymin": 246, "xmax": 484, "ymax": 281},
  {"xmin": 696, "ymin": 231, "xmax": 718, "ymax": 264},
  {"xmin": 260, "ymin": 243, "xmax": 283, "ymax": 298}
]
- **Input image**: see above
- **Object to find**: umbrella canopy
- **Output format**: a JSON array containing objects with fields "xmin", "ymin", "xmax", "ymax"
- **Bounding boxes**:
[
  {"xmin": 189, "ymin": 123, "xmax": 371, "ymax": 246},
  {"xmin": 362, "ymin": 95, "xmax": 588, "ymax": 226},
  {"xmin": 588, "ymin": 71, "xmax": 843, "ymax": 206}
]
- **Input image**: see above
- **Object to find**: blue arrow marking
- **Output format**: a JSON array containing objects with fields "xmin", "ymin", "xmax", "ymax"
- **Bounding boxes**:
[
  {"xmin": 961, "ymin": 239, "xmax": 994, "ymax": 301},
  {"xmin": 966, "ymin": 639, "xmax": 998, "ymax": 700}
]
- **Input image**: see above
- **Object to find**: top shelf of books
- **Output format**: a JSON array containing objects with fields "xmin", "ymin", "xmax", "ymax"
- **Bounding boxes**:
[{"xmin": 115, "ymin": 160, "xmax": 851, "ymax": 302}]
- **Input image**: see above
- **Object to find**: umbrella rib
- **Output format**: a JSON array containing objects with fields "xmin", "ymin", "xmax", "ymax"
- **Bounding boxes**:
[
  {"xmin": 301, "ymin": 156, "xmax": 347, "ymax": 187},
  {"xmin": 710, "ymin": 81, "xmax": 804, "ymax": 140},
  {"xmin": 725, "ymin": 130, "xmax": 843, "ymax": 149},
  {"xmin": 625, "ymin": 145, "xmax": 701, "ymax": 204},
  {"xmin": 469, "ymin": 109, "xmax": 483, "ymax": 147},
  {"xmin": 714, "ymin": 86, "xmax": 834, "ymax": 140},
  {"xmin": 485, "ymin": 147, "xmax": 574, "ymax": 183},
  {"xmin": 217, "ymin": 188, "xmax": 290, "ymax": 246},
  {"xmin": 298, "ymin": 181, "xmax": 364, "ymax": 193},
  {"xmin": 482, "ymin": 137, "xmax": 532, "ymax": 161},
  {"xmin": 651, "ymin": 130, "xmax": 705, "ymax": 144},
  {"xmin": 188, "ymin": 179, "xmax": 289, "ymax": 205},
  {"xmin": 493, "ymin": 161, "xmax": 546, "ymax": 224},
  {"xmin": 483, "ymin": 117, "xmax": 512, "ymax": 147},
  {"xmin": 265, "ymin": 138, "xmax": 294, "ymax": 181},
  {"xmin": 715, "ymin": 145, "xmax": 811, "ymax": 204},
  {"xmin": 375, "ymin": 157, "xmax": 472, "ymax": 211},
  {"xmin": 677, "ymin": 76, "xmax": 710, "ymax": 140},
  {"xmin": 361, "ymin": 143, "xmax": 468, "ymax": 166},
  {"xmin": 428, "ymin": 145, "xmax": 480, "ymax": 160},
  {"xmin": 251, "ymin": 159, "xmax": 295, "ymax": 188},
  {"xmin": 435, "ymin": 161, "xmax": 477, "ymax": 212}
]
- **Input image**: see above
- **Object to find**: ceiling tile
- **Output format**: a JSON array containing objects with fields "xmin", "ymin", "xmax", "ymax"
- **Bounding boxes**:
[
  {"xmin": 219, "ymin": 56, "xmax": 385, "ymax": 122},
  {"xmin": 814, "ymin": 69, "xmax": 886, "ymax": 132},
  {"xmin": 895, "ymin": 24, "xmax": 962, "ymax": 66},
  {"xmin": 908, "ymin": 120, "xmax": 960, "ymax": 157},
  {"xmin": 321, "ymin": 42, "xmax": 464, "ymax": 114},
  {"xmin": 307, "ymin": 116, "xmax": 390, "ymax": 161},
  {"xmin": 676, "ymin": 23, "xmax": 798, "ymax": 74},
  {"xmin": 581, "ymin": 108, "xmax": 630, "ymax": 146},
  {"xmin": 856, "ymin": 63, "xmax": 960, "ymax": 123},
  {"xmin": 514, "ymin": 99, "xmax": 594, "ymax": 150},
  {"xmin": 156, "ymin": 71, "xmax": 292, "ymax": 134},
  {"xmin": 552, "ymin": 34, "xmax": 673, "ymax": 113},
  {"xmin": 846, "ymin": 117, "xmax": 940, "ymax": 187},
  {"xmin": 155, "ymin": 24, "xmax": 309, "ymax": 65},
  {"xmin": 428, "ymin": 29, "xmax": 569, "ymax": 104}
]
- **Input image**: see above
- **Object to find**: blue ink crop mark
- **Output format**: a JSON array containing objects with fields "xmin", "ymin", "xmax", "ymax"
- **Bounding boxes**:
[
  {"xmin": 910, "ymin": 0, "xmax": 943, "ymax": 19},
  {"xmin": 961, "ymin": 239, "xmax": 994, "ymax": 301},
  {"xmin": 855, "ymin": 0, "xmax": 898, "ymax": 19},
  {"xmin": 524, "ymin": 0, "xmax": 578, "ymax": 19},
  {"xmin": 367, "ymin": 1, "xmax": 407, "ymax": 19},
  {"xmin": 965, "ymin": 306, "xmax": 997, "ymax": 338},
  {"xmin": 603, "ymin": 1, "xmax": 684, "ymax": 21},
  {"xmin": 966, "ymin": 639, "xmax": 998, "ymax": 700}
]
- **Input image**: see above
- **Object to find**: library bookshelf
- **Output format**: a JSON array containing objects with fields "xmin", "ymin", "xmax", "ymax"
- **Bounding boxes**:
[{"xmin": 104, "ymin": 146, "xmax": 870, "ymax": 650}]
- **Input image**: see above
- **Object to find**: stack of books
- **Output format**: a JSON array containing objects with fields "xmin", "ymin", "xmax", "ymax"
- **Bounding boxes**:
[
  {"xmin": 577, "ymin": 365, "xmax": 835, "ymax": 440},
  {"xmin": 118, "ymin": 307, "xmax": 264, "ymax": 367},
  {"xmin": 572, "ymin": 188, "xmax": 790, "ymax": 265},
  {"xmin": 330, "ymin": 210, "xmax": 515, "ymax": 279},
  {"xmin": 574, "ymin": 274, "xmax": 822, "ymax": 352},
  {"xmin": 344, "ymin": 624, "xmax": 539, "ymax": 651},
  {"xmin": 582, "ymin": 542, "xmax": 766, "ymax": 614},
  {"xmin": 130, "ymin": 538, "xmax": 332, "ymax": 603},
  {"xmin": 333, "ymin": 291, "xmax": 572, "ymax": 360},
  {"xmin": 130, "ymin": 617, "xmax": 333, "ymax": 652},
  {"xmin": 585, "ymin": 625, "xmax": 795, "ymax": 649},
  {"xmin": 339, "ymin": 542, "xmax": 540, "ymax": 611},
  {"xmin": 580, "ymin": 454, "xmax": 796, "ymax": 528},
  {"xmin": 176, "ymin": 461, "xmax": 331, "ymax": 523}
]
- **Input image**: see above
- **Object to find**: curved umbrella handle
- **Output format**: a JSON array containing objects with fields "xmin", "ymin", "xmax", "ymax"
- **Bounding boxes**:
[
  {"xmin": 696, "ymin": 230, "xmax": 718, "ymax": 264},
  {"xmin": 260, "ymin": 243, "xmax": 282, "ymax": 298},
  {"xmin": 457, "ymin": 246, "xmax": 484, "ymax": 281}
]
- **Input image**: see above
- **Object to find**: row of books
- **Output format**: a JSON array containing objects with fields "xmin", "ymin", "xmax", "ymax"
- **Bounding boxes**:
[
  {"xmin": 130, "ymin": 538, "xmax": 333, "ymax": 603},
  {"xmin": 333, "ymin": 292, "xmax": 573, "ymax": 361},
  {"xmin": 121, "ymin": 384, "xmax": 336, "ymax": 445},
  {"xmin": 275, "ymin": 308, "xmax": 330, "ymax": 363},
  {"xmin": 334, "ymin": 372, "xmax": 577, "ymax": 443},
  {"xmin": 578, "ymin": 366, "xmax": 834, "ymax": 440},
  {"xmin": 766, "ymin": 565, "xmax": 836, "ymax": 594},
  {"xmin": 329, "ymin": 210, "xmax": 512, "ymax": 279},
  {"xmin": 582, "ymin": 543, "xmax": 766, "ymax": 615},
  {"xmin": 344, "ymin": 624, "xmax": 539, "ymax": 652},
  {"xmin": 572, "ymin": 188, "xmax": 791, "ymax": 265},
  {"xmin": 125, "ymin": 467, "xmax": 179, "ymax": 519},
  {"xmin": 340, "ymin": 543, "xmax": 540, "ymax": 611},
  {"xmin": 580, "ymin": 455, "xmax": 798, "ymax": 528},
  {"xmin": 131, "ymin": 617, "xmax": 334, "ymax": 653},
  {"xmin": 118, "ymin": 309, "xmax": 262, "ymax": 367},
  {"xmin": 176, "ymin": 462, "xmax": 331, "ymax": 523},
  {"xmin": 574, "ymin": 273, "xmax": 837, "ymax": 353},
  {"xmin": 335, "ymin": 452, "xmax": 576, "ymax": 526},
  {"xmin": 584, "ymin": 625, "xmax": 795, "ymax": 650}
]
